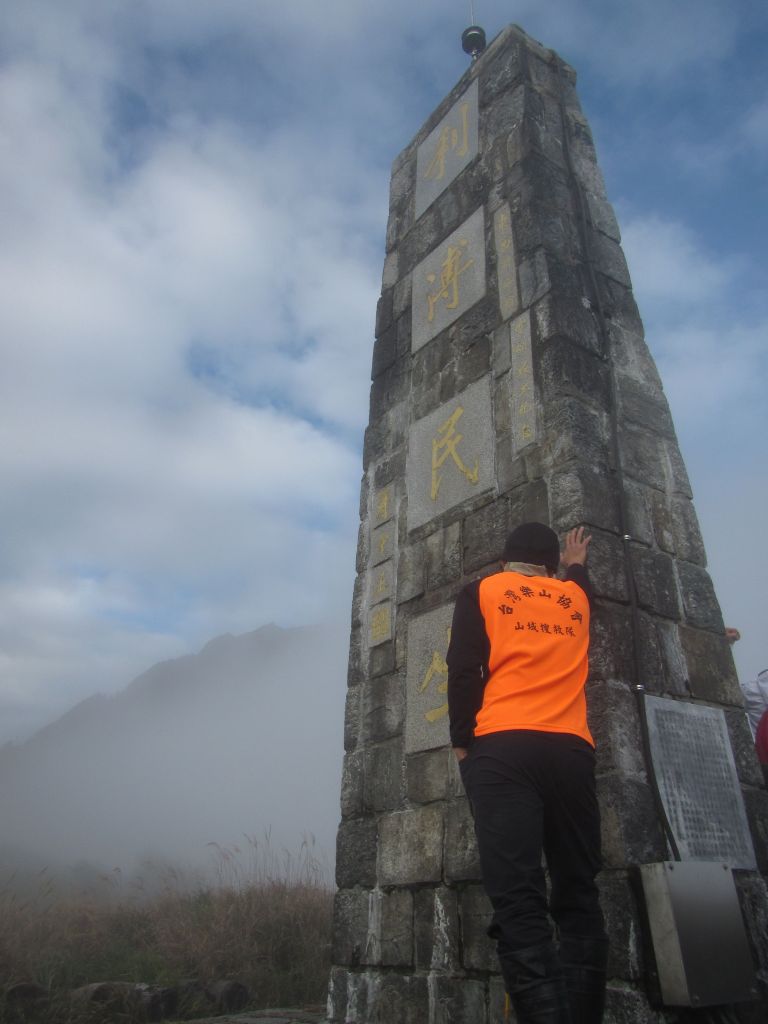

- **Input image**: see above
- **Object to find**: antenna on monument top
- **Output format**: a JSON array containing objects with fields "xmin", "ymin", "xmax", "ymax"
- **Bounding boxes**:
[{"xmin": 461, "ymin": 1, "xmax": 486, "ymax": 62}]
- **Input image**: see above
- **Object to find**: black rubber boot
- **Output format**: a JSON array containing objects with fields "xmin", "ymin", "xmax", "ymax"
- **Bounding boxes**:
[
  {"xmin": 500, "ymin": 942, "xmax": 572, "ymax": 1024},
  {"xmin": 558, "ymin": 935, "xmax": 608, "ymax": 1024}
]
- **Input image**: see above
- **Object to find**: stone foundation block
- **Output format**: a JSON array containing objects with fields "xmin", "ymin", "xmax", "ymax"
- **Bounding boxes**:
[
  {"xmin": 406, "ymin": 748, "xmax": 452, "ymax": 804},
  {"xmin": 679, "ymin": 626, "xmax": 742, "ymax": 705},
  {"xmin": 444, "ymin": 797, "xmax": 481, "ymax": 882},
  {"xmin": 598, "ymin": 774, "xmax": 666, "ymax": 869},
  {"xmin": 415, "ymin": 887, "xmax": 461, "ymax": 971},
  {"xmin": 362, "ymin": 672, "xmax": 404, "ymax": 744},
  {"xmin": 428, "ymin": 975, "xmax": 488, "ymax": 1024},
  {"xmin": 363, "ymin": 739, "xmax": 404, "ymax": 813},
  {"xmin": 336, "ymin": 819, "xmax": 378, "ymax": 889},
  {"xmin": 460, "ymin": 884, "xmax": 497, "ymax": 971},
  {"xmin": 378, "ymin": 805, "xmax": 444, "ymax": 885},
  {"xmin": 332, "ymin": 889, "xmax": 370, "ymax": 967}
]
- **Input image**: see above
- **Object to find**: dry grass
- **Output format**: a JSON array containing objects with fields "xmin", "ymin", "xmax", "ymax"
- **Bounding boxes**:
[{"xmin": 0, "ymin": 835, "xmax": 334, "ymax": 1022}]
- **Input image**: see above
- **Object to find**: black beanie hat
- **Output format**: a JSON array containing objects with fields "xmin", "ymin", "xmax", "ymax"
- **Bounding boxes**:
[{"xmin": 502, "ymin": 522, "xmax": 560, "ymax": 573}]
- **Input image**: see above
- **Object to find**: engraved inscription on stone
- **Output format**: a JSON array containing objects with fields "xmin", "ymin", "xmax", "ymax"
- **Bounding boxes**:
[
  {"xmin": 405, "ymin": 603, "xmax": 454, "ymax": 753},
  {"xmin": 510, "ymin": 311, "xmax": 537, "ymax": 450},
  {"xmin": 371, "ymin": 522, "xmax": 394, "ymax": 567},
  {"xmin": 493, "ymin": 204, "xmax": 519, "ymax": 320},
  {"xmin": 412, "ymin": 206, "xmax": 486, "ymax": 353},
  {"xmin": 406, "ymin": 376, "xmax": 494, "ymax": 531},
  {"xmin": 370, "ymin": 561, "xmax": 393, "ymax": 606},
  {"xmin": 645, "ymin": 696, "xmax": 756, "ymax": 869},
  {"xmin": 369, "ymin": 601, "xmax": 393, "ymax": 648},
  {"xmin": 373, "ymin": 484, "xmax": 394, "ymax": 526},
  {"xmin": 415, "ymin": 79, "xmax": 478, "ymax": 220}
]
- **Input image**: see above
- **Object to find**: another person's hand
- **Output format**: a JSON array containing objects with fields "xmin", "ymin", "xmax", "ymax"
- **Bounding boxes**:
[
  {"xmin": 453, "ymin": 747, "xmax": 468, "ymax": 762},
  {"xmin": 561, "ymin": 526, "xmax": 591, "ymax": 568},
  {"xmin": 725, "ymin": 627, "xmax": 740, "ymax": 644}
]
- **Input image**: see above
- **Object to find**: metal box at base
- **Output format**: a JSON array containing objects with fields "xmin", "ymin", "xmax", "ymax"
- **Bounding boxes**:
[{"xmin": 639, "ymin": 861, "xmax": 758, "ymax": 1008}]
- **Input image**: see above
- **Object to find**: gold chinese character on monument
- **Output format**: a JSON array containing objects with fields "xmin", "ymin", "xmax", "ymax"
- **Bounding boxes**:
[
  {"xmin": 423, "ymin": 103, "xmax": 470, "ymax": 181},
  {"xmin": 371, "ymin": 605, "xmax": 390, "ymax": 644},
  {"xmin": 378, "ymin": 531, "xmax": 390, "ymax": 557},
  {"xmin": 426, "ymin": 241, "xmax": 474, "ymax": 323},
  {"xmin": 431, "ymin": 406, "xmax": 479, "ymax": 500},
  {"xmin": 375, "ymin": 570, "xmax": 389, "ymax": 598},
  {"xmin": 419, "ymin": 628, "xmax": 451, "ymax": 723},
  {"xmin": 376, "ymin": 488, "xmax": 390, "ymax": 523}
]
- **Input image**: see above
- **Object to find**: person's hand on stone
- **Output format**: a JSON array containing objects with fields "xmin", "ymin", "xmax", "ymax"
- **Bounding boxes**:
[{"xmin": 561, "ymin": 526, "xmax": 591, "ymax": 568}]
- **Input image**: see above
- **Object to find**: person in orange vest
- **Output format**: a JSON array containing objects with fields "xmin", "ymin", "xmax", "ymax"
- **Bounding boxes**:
[{"xmin": 448, "ymin": 522, "xmax": 607, "ymax": 1024}]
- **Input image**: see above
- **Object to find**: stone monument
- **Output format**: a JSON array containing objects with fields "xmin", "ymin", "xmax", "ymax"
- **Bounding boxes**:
[{"xmin": 329, "ymin": 24, "xmax": 768, "ymax": 1023}]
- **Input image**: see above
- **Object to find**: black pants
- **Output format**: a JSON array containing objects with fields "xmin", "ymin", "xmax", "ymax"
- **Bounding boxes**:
[{"xmin": 460, "ymin": 730, "xmax": 606, "ymax": 958}]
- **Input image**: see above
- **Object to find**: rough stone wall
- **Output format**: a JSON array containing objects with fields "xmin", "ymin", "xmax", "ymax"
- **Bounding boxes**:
[{"xmin": 329, "ymin": 25, "xmax": 768, "ymax": 1024}]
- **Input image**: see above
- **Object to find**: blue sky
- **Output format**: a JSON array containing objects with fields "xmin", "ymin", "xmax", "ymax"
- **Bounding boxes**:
[{"xmin": 0, "ymin": 0, "xmax": 766, "ymax": 745}]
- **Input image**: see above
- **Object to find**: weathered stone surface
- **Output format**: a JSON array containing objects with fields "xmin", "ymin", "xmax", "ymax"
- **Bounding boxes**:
[
  {"xmin": 589, "ymin": 599, "xmax": 635, "ymax": 684},
  {"xmin": 332, "ymin": 889, "xmax": 370, "ymax": 966},
  {"xmin": 597, "ymin": 774, "xmax": 666, "ymax": 869},
  {"xmin": 427, "ymin": 976, "xmax": 488, "ymax": 1024},
  {"xmin": 598, "ymin": 871, "xmax": 644, "ymax": 981},
  {"xmin": 679, "ymin": 625, "xmax": 742, "ymax": 705},
  {"xmin": 726, "ymin": 709, "xmax": 765, "ymax": 788},
  {"xmin": 545, "ymin": 397, "xmax": 610, "ymax": 471},
  {"xmin": 425, "ymin": 521, "xmax": 462, "ymax": 589},
  {"xmin": 619, "ymin": 425, "xmax": 667, "ymax": 492},
  {"xmin": 396, "ymin": 541, "xmax": 425, "ymax": 604},
  {"xmin": 363, "ymin": 739, "xmax": 403, "ymax": 813},
  {"xmin": 538, "ymin": 337, "xmax": 610, "ymax": 409},
  {"xmin": 444, "ymin": 797, "xmax": 481, "ymax": 882},
  {"xmin": 735, "ymin": 874, "xmax": 768, "ymax": 990},
  {"xmin": 617, "ymin": 376, "xmax": 674, "ymax": 438},
  {"xmin": 344, "ymin": 683, "xmax": 362, "ymax": 751},
  {"xmin": 340, "ymin": 750, "xmax": 364, "ymax": 818},
  {"xmin": 362, "ymin": 672, "xmax": 404, "ymax": 744},
  {"xmin": 369, "ymin": 639, "xmax": 395, "ymax": 679},
  {"xmin": 336, "ymin": 819, "xmax": 378, "ymax": 889},
  {"xmin": 415, "ymin": 887, "xmax": 461, "ymax": 971},
  {"xmin": 630, "ymin": 547, "xmax": 680, "ymax": 620},
  {"xmin": 493, "ymin": 202, "xmax": 520, "ymax": 320},
  {"xmin": 584, "ymin": 529, "xmax": 629, "ymax": 603},
  {"xmin": 378, "ymin": 805, "xmax": 444, "ymax": 885},
  {"xmin": 406, "ymin": 748, "xmax": 452, "ymax": 804},
  {"xmin": 462, "ymin": 496, "xmax": 510, "ymax": 573},
  {"xmin": 665, "ymin": 439, "xmax": 693, "ymax": 498},
  {"xmin": 588, "ymin": 681, "xmax": 646, "ymax": 779},
  {"xmin": 519, "ymin": 247, "xmax": 551, "ymax": 307},
  {"xmin": 455, "ymin": 331, "xmax": 492, "ymax": 391},
  {"xmin": 604, "ymin": 985, "xmax": 665, "ymax": 1024},
  {"xmin": 677, "ymin": 560, "xmax": 724, "ymax": 631},
  {"xmin": 365, "ymin": 972, "xmax": 429, "ymax": 1024},
  {"xmin": 670, "ymin": 497, "xmax": 706, "ymax": 565},
  {"xmin": 549, "ymin": 464, "xmax": 621, "ymax": 535},
  {"xmin": 365, "ymin": 888, "xmax": 414, "ymax": 967},
  {"xmin": 654, "ymin": 619, "xmax": 690, "ymax": 697},
  {"xmin": 534, "ymin": 275, "xmax": 602, "ymax": 359},
  {"xmin": 742, "ymin": 787, "xmax": 768, "ymax": 872},
  {"xmin": 371, "ymin": 321, "xmax": 397, "ymax": 379},
  {"xmin": 326, "ymin": 966, "xmax": 348, "ymax": 1023},
  {"xmin": 459, "ymin": 884, "xmax": 496, "ymax": 971},
  {"xmin": 646, "ymin": 487, "xmax": 674, "ymax": 553}
]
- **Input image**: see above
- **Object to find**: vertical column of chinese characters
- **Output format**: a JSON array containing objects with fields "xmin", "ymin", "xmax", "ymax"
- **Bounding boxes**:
[
  {"xmin": 369, "ymin": 484, "xmax": 396, "ymax": 647},
  {"xmin": 510, "ymin": 310, "xmax": 537, "ymax": 449}
]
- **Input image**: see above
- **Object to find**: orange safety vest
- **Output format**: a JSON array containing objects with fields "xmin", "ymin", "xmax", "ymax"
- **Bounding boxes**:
[{"xmin": 474, "ymin": 571, "xmax": 593, "ymax": 746}]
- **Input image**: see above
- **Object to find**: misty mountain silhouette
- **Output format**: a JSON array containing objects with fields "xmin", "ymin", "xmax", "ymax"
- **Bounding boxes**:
[{"xmin": 0, "ymin": 623, "xmax": 347, "ymax": 876}]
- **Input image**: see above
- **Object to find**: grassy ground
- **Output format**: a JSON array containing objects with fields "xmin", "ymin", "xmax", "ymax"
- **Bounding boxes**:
[{"xmin": 0, "ymin": 837, "xmax": 333, "ymax": 1022}]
